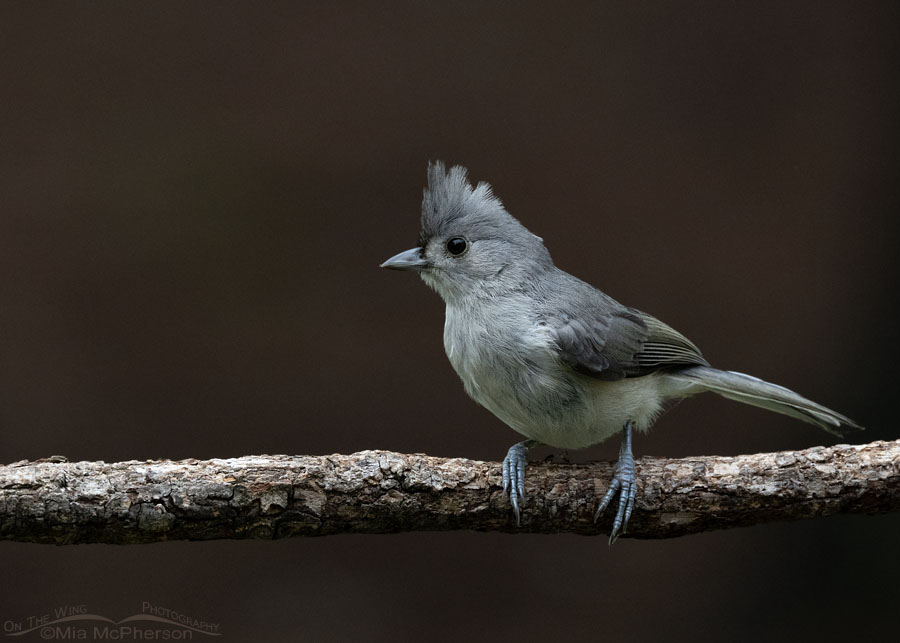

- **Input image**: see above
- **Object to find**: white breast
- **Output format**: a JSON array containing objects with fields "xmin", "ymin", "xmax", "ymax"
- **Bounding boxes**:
[{"xmin": 443, "ymin": 299, "xmax": 673, "ymax": 450}]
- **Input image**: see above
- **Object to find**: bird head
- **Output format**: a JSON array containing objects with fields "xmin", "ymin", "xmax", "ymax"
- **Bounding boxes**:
[{"xmin": 381, "ymin": 161, "xmax": 552, "ymax": 303}]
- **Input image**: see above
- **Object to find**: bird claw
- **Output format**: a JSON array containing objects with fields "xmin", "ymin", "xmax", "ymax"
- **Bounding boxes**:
[
  {"xmin": 594, "ymin": 421, "xmax": 638, "ymax": 544},
  {"xmin": 594, "ymin": 450, "xmax": 637, "ymax": 544},
  {"xmin": 502, "ymin": 441, "xmax": 529, "ymax": 525}
]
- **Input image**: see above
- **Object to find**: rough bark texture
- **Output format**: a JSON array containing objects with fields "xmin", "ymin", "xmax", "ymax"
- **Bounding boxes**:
[{"xmin": 1, "ymin": 440, "xmax": 897, "ymax": 545}]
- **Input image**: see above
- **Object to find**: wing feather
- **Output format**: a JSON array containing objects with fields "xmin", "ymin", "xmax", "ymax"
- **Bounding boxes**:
[{"xmin": 548, "ymin": 300, "xmax": 708, "ymax": 379}]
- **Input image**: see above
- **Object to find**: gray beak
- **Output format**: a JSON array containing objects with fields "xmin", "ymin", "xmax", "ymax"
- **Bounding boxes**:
[{"xmin": 380, "ymin": 247, "xmax": 430, "ymax": 271}]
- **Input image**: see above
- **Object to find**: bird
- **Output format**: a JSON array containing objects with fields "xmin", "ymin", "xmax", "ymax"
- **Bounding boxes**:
[{"xmin": 381, "ymin": 161, "xmax": 862, "ymax": 542}]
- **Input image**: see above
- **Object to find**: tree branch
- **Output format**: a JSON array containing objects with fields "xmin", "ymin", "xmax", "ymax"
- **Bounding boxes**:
[{"xmin": 1, "ymin": 440, "xmax": 897, "ymax": 544}]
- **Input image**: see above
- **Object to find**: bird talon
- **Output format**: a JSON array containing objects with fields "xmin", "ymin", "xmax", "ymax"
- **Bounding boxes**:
[
  {"xmin": 502, "ymin": 441, "xmax": 533, "ymax": 525},
  {"xmin": 595, "ymin": 421, "xmax": 638, "ymax": 544}
]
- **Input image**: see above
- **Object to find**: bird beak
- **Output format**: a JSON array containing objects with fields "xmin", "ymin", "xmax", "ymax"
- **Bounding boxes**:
[{"xmin": 380, "ymin": 247, "xmax": 430, "ymax": 271}]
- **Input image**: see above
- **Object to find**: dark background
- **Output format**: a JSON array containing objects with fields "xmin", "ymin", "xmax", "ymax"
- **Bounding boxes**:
[{"xmin": 1, "ymin": 2, "xmax": 898, "ymax": 641}]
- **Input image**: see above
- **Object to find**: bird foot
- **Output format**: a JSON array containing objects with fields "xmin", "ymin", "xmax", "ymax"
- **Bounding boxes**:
[
  {"xmin": 502, "ymin": 441, "xmax": 530, "ymax": 525},
  {"xmin": 594, "ymin": 429, "xmax": 637, "ymax": 544}
]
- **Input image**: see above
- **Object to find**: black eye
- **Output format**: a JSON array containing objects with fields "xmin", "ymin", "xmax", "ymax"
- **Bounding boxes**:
[{"xmin": 446, "ymin": 237, "xmax": 468, "ymax": 256}]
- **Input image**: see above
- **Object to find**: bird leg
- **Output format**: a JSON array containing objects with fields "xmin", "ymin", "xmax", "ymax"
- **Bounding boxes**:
[
  {"xmin": 502, "ymin": 439, "xmax": 540, "ymax": 525},
  {"xmin": 594, "ymin": 420, "xmax": 637, "ymax": 544}
]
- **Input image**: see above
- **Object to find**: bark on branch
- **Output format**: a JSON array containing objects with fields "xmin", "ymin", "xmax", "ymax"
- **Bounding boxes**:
[{"xmin": 1, "ymin": 440, "xmax": 897, "ymax": 545}]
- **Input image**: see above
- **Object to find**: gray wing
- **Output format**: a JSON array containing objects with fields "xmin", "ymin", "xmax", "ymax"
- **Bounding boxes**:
[{"xmin": 549, "ymin": 304, "xmax": 709, "ymax": 380}]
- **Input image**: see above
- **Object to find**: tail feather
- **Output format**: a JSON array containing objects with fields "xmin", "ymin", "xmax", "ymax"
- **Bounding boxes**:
[{"xmin": 671, "ymin": 366, "xmax": 863, "ymax": 437}]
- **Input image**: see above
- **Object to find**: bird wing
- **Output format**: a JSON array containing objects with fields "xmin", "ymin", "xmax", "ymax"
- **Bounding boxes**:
[
  {"xmin": 634, "ymin": 313, "xmax": 710, "ymax": 372},
  {"xmin": 548, "ymin": 303, "xmax": 709, "ymax": 380}
]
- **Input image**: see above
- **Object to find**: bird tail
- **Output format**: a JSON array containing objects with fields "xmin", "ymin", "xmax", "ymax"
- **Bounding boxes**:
[{"xmin": 669, "ymin": 365, "xmax": 863, "ymax": 437}]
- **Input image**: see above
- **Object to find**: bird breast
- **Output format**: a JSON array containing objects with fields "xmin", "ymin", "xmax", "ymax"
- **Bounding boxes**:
[{"xmin": 442, "ymin": 299, "xmax": 666, "ymax": 449}]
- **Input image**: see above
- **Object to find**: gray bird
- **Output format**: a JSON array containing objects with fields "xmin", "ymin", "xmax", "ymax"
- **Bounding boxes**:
[{"xmin": 381, "ymin": 161, "xmax": 862, "ymax": 542}]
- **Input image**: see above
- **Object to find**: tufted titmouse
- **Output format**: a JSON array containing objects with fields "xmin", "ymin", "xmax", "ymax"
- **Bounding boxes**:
[{"xmin": 381, "ymin": 162, "xmax": 862, "ymax": 542}]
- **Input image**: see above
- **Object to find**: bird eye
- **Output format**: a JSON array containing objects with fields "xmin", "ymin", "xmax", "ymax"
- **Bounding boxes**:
[{"xmin": 446, "ymin": 237, "xmax": 468, "ymax": 256}]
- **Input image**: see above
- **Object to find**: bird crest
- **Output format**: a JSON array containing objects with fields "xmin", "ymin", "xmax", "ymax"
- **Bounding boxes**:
[{"xmin": 418, "ymin": 161, "xmax": 503, "ymax": 246}]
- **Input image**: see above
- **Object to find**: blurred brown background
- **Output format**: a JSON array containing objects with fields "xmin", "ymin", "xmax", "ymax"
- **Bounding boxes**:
[{"xmin": 1, "ymin": 2, "xmax": 897, "ymax": 641}]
